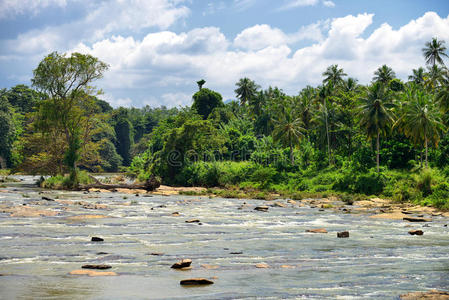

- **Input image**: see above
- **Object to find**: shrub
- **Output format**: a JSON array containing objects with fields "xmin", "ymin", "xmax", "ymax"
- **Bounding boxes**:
[{"xmin": 353, "ymin": 170, "xmax": 386, "ymax": 195}]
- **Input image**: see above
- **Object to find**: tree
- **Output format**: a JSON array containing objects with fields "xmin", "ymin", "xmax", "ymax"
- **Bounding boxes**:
[
  {"xmin": 235, "ymin": 78, "xmax": 260, "ymax": 106},
  {"xmin": 31, "ymin": 51, "xmax": 108, "ymax": 186},
  {"xmin": 0, "ymin": 96, "xmax": 15, "ymax": 167},
  {"xmin": 422, "ymin": 37, "xmax": 448, "ymax": 67},
  {"xmin": 395, "ymin": 86, "xmax": 444, "ymax": 168},
  {"xmin": 322, "ymin": 65, "xmax": 347, "ymax": 88},
  {"xmin": 111, "ymin": 108, "xmax": 134, "ymax": 166},
  {"xmin": 408, "ymin": 67, "xmax": 426, "ymax": 85},
  {"xmin": 192, "ymin": 88, "xmax": 224, "ymax": 119},
  {"xmin": 373, "ymin": 65, "xmax": 395, "ymax": 85},
  {"xmin": 425, "ymin": 65, "xmax": 444, "ymax": 90},
  {"xmin": 272, "ymin": 102, "xmax": 304, "ymax": 165},
  {"xmin": 4, "ymin": 84, "xmax": 44, "ymax": 113},
  {"xmin": 196, "ymin": 79, "xmax": 206, "ymax": 90},
  {"xmin": 359, "ymin": 82, "xmax": 395, "ymax": 172}
]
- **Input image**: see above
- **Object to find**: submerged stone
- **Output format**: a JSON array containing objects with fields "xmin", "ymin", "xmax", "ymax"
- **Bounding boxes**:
[{"xmin": 180, "ymin": 278, "xmax": 214, "ymax": 285}]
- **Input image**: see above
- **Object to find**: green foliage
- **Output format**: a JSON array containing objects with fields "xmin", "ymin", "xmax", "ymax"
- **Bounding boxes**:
[
  {"xmin": 111, "ymin": 108, "xmax": 134, "ymax": 166},
  {"xmin": 192, "ymin": 88, "xmax": 224, "ymax": 119}
]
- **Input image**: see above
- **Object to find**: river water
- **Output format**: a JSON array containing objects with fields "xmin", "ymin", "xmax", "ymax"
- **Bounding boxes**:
[{"xmin": 0, "ymin": 176, "xmax": 448, "ymax": 299}]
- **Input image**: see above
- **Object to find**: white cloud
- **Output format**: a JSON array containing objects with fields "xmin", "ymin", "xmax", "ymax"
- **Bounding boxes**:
[
  {"xmin": 0, "ymin": 0, "xmax": 68, "ymax": 19},
  {"xmin": 234, "ymin": 24, "xmax": 288, "ymax": 50},
  {"xmin": 323, "ymin": 1, "xmax": 335, "ymax": 7},
  {"xmin": 279, "ymin": 0, "xmax": 320, "ymax": 10},
  {"xmin": 233, "ymin": 0, "xmax": 257, "ymax": 11}
]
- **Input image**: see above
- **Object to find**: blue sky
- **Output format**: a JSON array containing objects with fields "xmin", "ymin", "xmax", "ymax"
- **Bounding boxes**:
[{"xmin": 0, "ymin": 0, "xmax": 448, "ymax": 107}]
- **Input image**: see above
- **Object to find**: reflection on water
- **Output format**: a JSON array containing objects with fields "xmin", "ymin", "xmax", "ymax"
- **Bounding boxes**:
[{"xmin": 0, "ymin": 175, "xmax": 448, "ymax": 299}]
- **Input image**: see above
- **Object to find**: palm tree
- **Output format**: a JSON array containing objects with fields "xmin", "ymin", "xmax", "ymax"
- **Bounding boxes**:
[
  {"xmin": 318, "ymin": 84, "xmax": 333, "ymax": 164},
  {"xmin": 425, "ymin": 65, "xmax": 444, "ymax": 90},
  {"xmin": 272, "ymin": 103, "xmax": 304, "ymax": 165},
  {"xmin": 408, "ymin": 67, "xmax": 426, "ymax": 85},
  {"xmin": 436, "ymin": 70, "xmax": 449, "ymax": 113},
  {"xmin": 234, "ymin": 77, "xmax": 260, "ymax": 106},
  {"xmin": 373, "ymin": 65, "xmax": 396, "ymax": 85},
  {"xmin": 196, "ymin": 79, "xmax": 206, "ymax": 90},
  {"xmin": 422, "ymin": 37, "xmax": 449, "ymax": 67},
  {"xmin": 359, "ymin": 82, "xmax": 395, "ymax": 172},
  {"xmin": 395, "ymin": 85, "xmax": 444, "ymax": 168},
  {"xmin": 342, "ymin": 77, "xmax": 360, "ymax": 93},
  {"xmin": 322, "ymin": 65, "xmax": 347, "ymax": 88}
]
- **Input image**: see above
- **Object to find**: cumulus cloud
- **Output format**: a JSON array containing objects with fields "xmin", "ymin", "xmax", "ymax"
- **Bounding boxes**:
[
  {"xmin": 2, "ymin": 8, "xmax": 449, "ymax": 107},
  {"xmin": 0, "ymin": 0, "xmax": 68, "ymax": 19}
]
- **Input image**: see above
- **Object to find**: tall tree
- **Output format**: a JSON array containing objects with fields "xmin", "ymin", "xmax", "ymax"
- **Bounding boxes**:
[
  {"xmin": 422, "ymin": 37, "xmax": 448, "ymax": 67},
  {"xmin": 234, "ymin": 78, "xmax": 260, "ymax": 106},
  {"xmin": 111, "ymin": 108, "xmax": 134, "ymax": 166},
  {"xmin": 322, "ymin": 65, "xmax": 347, "ymax": 88},
  {"xmin": 272, "ymin": 102, "xmax": 304, "ymax": 165},
  {"xmin": 359, "ymin": 82, "xmax": 395, "ymax": 172},
  {"xmin": 425, "ymin": 65, "xmax": 444, "ymax": 90},
  {"xmin": 373, "ymin": 65, "xmax": 396, "ymax": 85},
  {"xmin": 395, "ymin": 86, "xmax": 444, "ymax": 168},
  {"xmin": 31, "ymin": 52, "xmax": 108, "ymax": 186},
  {"xmin": 196, "ymin": 79, "xmax": 206, "ymax": 90},
  {"xmin": 192, "ymin": 88, "xmax": 224, "ymax": 119},
  {"xmin": 408, "ymin": 67, "xmax": 426, "ymax": 85}
]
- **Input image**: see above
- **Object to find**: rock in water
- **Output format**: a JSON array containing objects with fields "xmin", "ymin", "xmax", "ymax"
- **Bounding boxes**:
[
  {"xmin": 180, "ymin": 278, "xmax": 214, "ymax": 285},
  {"xmin": 82, "ymin": 264, "xmax": 112, "ymax": 270},
  {"xmin": 91, "ymin": 237, "xmax": 104, "ymax": 242},
  {"xmin": 400, "ymin": 290, "xmax": 449, "ymax": 299},
  {"xmin": 255, "ymin": 263, "xmax": 269, "ymax": 268},
  {"xmin": 41, "ymin": 196, "xmax": 55, "ymax": 201},
  {"xmin": 185, "ymin": 219, "xmax": 200, "ymax": 223},
  {"xmin": 69, "ymin": 269, "xmax": 117, "ymax": 277},
  {"xmin": 306, "ymin": 228, "xmax": 327, "ymax": 233},
  {"xmin": 254, "ymin": 206, "xmax": 269, "ymax": 212},
  {"xmin": 171, "ymin": 259, "xmax": 192, "ymax": 269},
  {"xmin": 408, "ymin": 230, "xmax": 424, "ymax": 236},
  {"xmin": 337, "ymin": 231, "xmax": 349, "ymax": 238},
  {"xmin": 403, "ymin": 217, "xmax": 431, "ymax": 222}
]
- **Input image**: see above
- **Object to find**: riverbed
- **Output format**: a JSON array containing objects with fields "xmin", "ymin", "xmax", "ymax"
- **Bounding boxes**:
[{"xmin": 0, "ymin": 176, "xmax": 448, "ymax": 299}]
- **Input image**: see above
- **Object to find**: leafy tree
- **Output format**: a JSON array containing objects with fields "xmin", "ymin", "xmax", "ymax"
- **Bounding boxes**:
[
  {"xmin": 395, "ymin": 86, "xmax": 444, "ymax": 168},
  {"xmin": 111, "ymin": 108, "xmax": 134, "ymax": 166},
  {"xmin": 272, "ymin": 102, "xmax": 304, "ymax": 165},
  {"xmin": 422, "ymin": 37, "xmax": 448, "ymax": 67},
  {"xmin": 322, "ymin": 65, "xmax": 347, "ymax": 88},
  {"xmin": 192, "ymin": 88, "xmax": 224, "ymax": 119},
  {"xmin": 0, "ymin": 97, "xmax": 15, "ymax": 168},
  {"xmin": 196, "ymin": 79, "xmax": 206, "ymax": 90},
  {"xmin": 425, "ymin": 65, "xmax": 444, "ymax": 90},
  {"xmin": 359, "ymin": 82, "xmax": 395, "ymax": 172},
  {"xmin": 408, "ymin": 67, "xmax": 426, "ymax": 85},
  {"xmin": 373, "ymin": 65, "xmax": 396, "ymax": 85},
  {"xmin": 4, "ymin": 84, "xmax": 44, "ymax": 113},
  {"xmin": 30, "ymin": 51, "xmax": 108, "ymax": 186},
  {"xmin": 235, "ymin": 77, "xmax": 260, "ymax": 106}
]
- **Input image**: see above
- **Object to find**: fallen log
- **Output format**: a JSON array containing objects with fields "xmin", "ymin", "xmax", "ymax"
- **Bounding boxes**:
[{"xmin": 79, "ymin": 175, "xmax": 161, "ymax": 192}]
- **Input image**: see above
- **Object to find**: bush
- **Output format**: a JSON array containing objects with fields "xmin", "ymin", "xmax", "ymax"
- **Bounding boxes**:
[
  {"xmin": 353, "ymin": 170, "xmax": 386, "ymax": 195},
  {"xmin": 415, "ymin": 170, "xmax": 433, "ymax": 197}
]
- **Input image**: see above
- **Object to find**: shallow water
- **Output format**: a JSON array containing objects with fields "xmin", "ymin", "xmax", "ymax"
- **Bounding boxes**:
[{"xmin": 0, "ymin": 176, "xmax": 448, "ymax": 299}]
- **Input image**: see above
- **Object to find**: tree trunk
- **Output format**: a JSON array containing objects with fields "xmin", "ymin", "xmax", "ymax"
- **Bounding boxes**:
[
  {"xmin": 324, "ymin": 101, "xmax": 331, "ymax": 165},
  {"xmin": 290, "ymin": 143, "xmax": 294, "ymax": 165},
  {"xmin": 425, "ymin": 135, "xmax": 428, "ymax": 168},
  {"xmin": 376, "ymin": 131, "xmax": 380, "ymax": 173}
]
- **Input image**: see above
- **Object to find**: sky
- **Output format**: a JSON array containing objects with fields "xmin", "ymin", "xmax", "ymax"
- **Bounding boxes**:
[{"xmin": 0, "ymin": 0, "xmax": 448, "ymax": 108}]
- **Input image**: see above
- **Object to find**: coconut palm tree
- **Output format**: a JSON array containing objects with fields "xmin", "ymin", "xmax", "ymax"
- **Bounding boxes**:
[
  {"xmin": 234, "ymin": 77, "xmax": 260, "ymax": 106},
  {"xmin": 408, "ymin": 67, "xmax": 426, "ymax": 85},
  {"xmin": 436, "ymin": 70, "xmax": 449, "ymax": 113},
  {"xmin": 322, "ymin": 65, "xmax": 347, "ymax": 88},
  {"xmin": 272, "ymin": 103, "xmax": 304, "ymax": 165},
  {"xmin": 359, "ymin": 82, "xmax": 395, "ymax": 172},
  {"xmin": 422, "ymin": 37, "xmax": 449, "ymax": 67},
  {"xmin": 373, "ymin": 65, "xmax": 396, "ymax": 85},
  {"xmin": 395, "ymin": 85, "xmax": 444, "ymax": 168},
  {"xmin": 424, "ymin": 65, "xmax": 444, "ymax": 90}
]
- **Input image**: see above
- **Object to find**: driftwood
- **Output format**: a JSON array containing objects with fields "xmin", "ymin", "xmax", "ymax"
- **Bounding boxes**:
[{"xmin": 79, "ymin": 175, "xmax": 161, "ymax": 192}]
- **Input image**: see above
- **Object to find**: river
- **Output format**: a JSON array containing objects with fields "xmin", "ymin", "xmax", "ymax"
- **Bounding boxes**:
[{"xmin": 0, "ymin": 175, "xmax": 448, "ymax": 299}]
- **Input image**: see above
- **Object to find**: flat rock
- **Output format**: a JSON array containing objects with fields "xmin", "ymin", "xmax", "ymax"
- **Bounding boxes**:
[
  {"xmin": 400, "ymin": 290, "xmax": 449, "ymax": 299},
  {"xmin": 409, "ymin": 230, "xmax": 424, "ymax": 236},
  {"xmin": 171, "ymin": 259, "xmax": 192, "ymax": 269},
  {"xmin": 306, "ymin": 228, "xmax": 327, "ymax": 233},
  {"xmin": 67, "ymin": 214, "xmax": 109, "ymax": 220},
  {"xmin": 254, "ymin": 206, "xmax": 269, "ymax": 212},
  {"xmin": 82, "ymin": 264, "xmax": 111, "ymax": 269},
  {"xmin": 150, "ymin": 252, "xmax": 164, "ymax": 256},
  {"xmin": 91, "ymin": 237, "xmax": 104, "ymax": 242},
  {"xmin": 185, "ymin": 219, "xmax": 200, "ymax": 223},
  {"xmin": 404, "ymin": 217, "xmax": 431, "ymax": 222},
  {"xmin": 281, "ymin": 265, "xmax": 296, "ymax": 269},
  {"xmin": 287, "ymin": 200, "xmax": 297, "ymax": 205},
  {"xmin": 273, "ymin": 202, "xmax": 287, "ymax": 208},
  {"xmin": 172, "ymin": 212, "xmax": 180, "ymax": 216},
  {"xmin": 255, "ymin": 263, "xmax": 269, "ymax": 268},
  {"xmin": 180, "ymin": 278, "xmax": 214, "ymax": 285},
  {"xmin": 337, "ymin": 231, "xmax": 349, "ymax": 238},
  {"xmin": 69, "ymin": 269, "xmax": 117, "ymax": 277}
]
